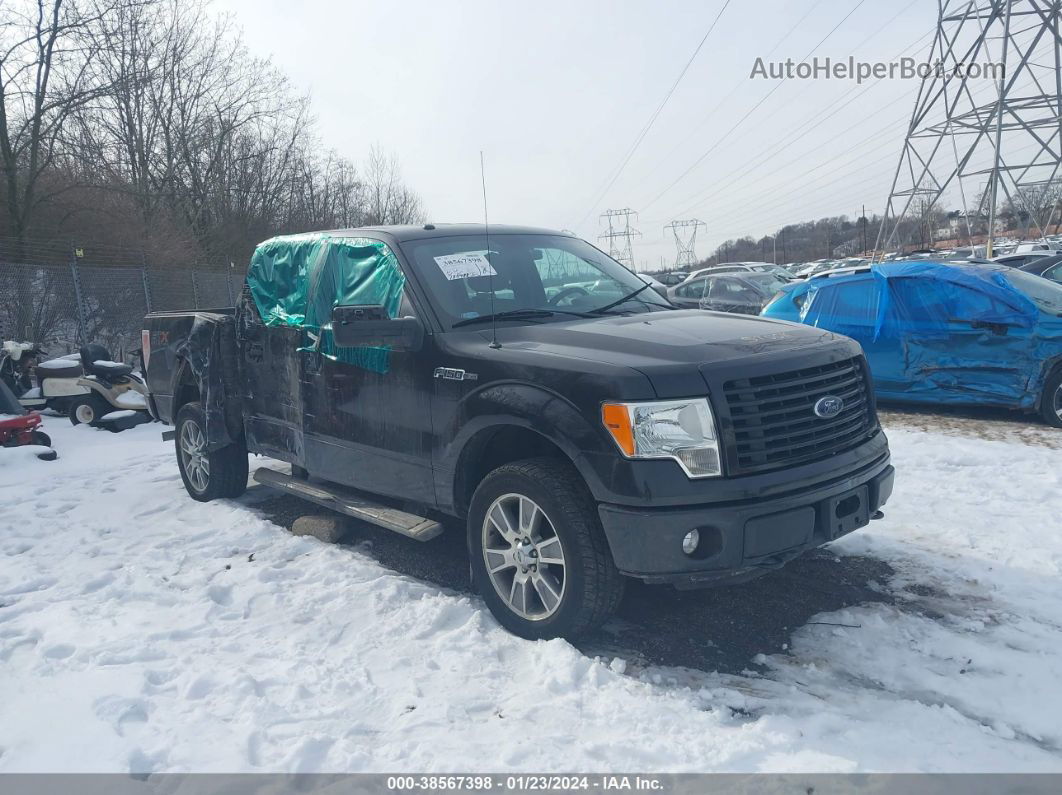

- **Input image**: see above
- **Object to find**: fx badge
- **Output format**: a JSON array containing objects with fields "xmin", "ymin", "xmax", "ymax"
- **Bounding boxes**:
[{"xmin": 434, "ymin": 367, "xmax": 478, "ymax": 382}]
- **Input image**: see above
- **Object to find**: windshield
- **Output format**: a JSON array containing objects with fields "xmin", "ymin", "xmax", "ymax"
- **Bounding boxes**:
[
  {"xmin": 402, "ymin": 233, "xmax": 672, "ymax": 328},
  {"xmin": 742, "ymin": 273, "xmax": 787, "ymax": 294},
  {"xmin": 998, "ymin": 268, "xmax": 1062, "ymax": 314},
  {"xmin": 749, "ymin": 263, "xmax": 792, "ymax": 279}
]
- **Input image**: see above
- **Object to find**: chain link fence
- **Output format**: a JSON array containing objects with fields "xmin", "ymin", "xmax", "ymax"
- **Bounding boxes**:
[{"xmin": 1, "ymin": 259, "xmax": 244, "ymax": 360}]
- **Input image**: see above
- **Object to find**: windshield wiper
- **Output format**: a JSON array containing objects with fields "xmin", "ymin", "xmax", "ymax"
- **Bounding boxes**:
[
  {"xmin": 451, "ymin": 308, "xmax": 593, "ymax": 328},
  {"xmin": 589, "ymin": 282, "xmax": 653, "ymax": 315}
]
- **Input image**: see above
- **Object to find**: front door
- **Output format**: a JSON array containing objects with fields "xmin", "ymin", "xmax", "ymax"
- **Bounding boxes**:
[
  {"xmin": 300, "ymin": 240, "xmax": 435, "ymax": 505},
  {"xmin": 669, "ymin": 276, "xmax": 707, "ymax": 309}
]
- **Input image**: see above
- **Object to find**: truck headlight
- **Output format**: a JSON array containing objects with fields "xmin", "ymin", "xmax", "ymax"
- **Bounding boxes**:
[{"xmin": 601, "ymin": 398, "xmax": 722, "ymax": 478}]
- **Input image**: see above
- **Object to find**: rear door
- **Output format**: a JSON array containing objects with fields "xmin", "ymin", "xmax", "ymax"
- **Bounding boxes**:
[{"xmin": 887, "ymin": 277, "xmax": 1035, "ymax": 403}]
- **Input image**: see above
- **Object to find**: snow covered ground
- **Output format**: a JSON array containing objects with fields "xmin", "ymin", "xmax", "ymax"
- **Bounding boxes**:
[{"xmin": 1, "ymin": 415, "xmax": 1061, "ymax": 773}]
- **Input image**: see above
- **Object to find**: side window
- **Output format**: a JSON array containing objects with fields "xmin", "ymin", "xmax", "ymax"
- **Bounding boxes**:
[
  {"xmin": 712, "ymin": 280, "xmax": 759, "ymax": 302},
  {"xmin": 679, "ymin": 278, "xmax": 707, "ymax": 298},
  {"xmin": 1044, "ymin": 262, "xmax": 1062, "ymax": 282},
  {"xmin": 937, "ymin": 283, "xmax": 1020, "ymax": 320},
  {"xmin": 802, "ymin": 279, "xmax": 880, "ymax": 338}
]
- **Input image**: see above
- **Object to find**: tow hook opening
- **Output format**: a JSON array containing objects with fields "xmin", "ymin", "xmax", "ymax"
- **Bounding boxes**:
[{"xmin": 835, "ymin": 494, "xmax": 861, "ymax": 519}]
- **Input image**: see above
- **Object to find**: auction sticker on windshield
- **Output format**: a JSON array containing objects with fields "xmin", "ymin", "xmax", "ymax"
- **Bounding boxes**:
[{"xmin": 434, "ymin": 253, "xmax": 497, "ymax": 281}]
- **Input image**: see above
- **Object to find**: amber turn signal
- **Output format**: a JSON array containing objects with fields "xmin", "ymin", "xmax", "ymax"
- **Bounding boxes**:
[{"xmin": 601, "ymin": 403, "xmax": 635, "ymax": 457}]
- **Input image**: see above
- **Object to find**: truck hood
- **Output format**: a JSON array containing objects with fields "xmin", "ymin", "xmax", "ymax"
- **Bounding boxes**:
[{"xmin": 489, "ymin": 309, "xmax": 850, "ymax": 397}]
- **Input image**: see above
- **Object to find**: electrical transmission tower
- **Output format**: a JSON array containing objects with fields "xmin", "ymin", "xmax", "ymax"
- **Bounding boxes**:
[
  {"xmin": 663, "ymin": 219, "xmax": 707, "ymax": 269},
  {"xmin": 599, "ymin": 209, "xmax": 642, "ymax": 270},
  {"xmin": 877, "ymin": 0, "xmax": 1062, "ymax": 257}
]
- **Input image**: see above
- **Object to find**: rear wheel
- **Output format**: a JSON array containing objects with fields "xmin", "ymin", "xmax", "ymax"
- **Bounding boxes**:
[
  {"xmin": 175, "ymin": 402, "xmax": 248, "ymax": 501},
  {"xmin": 468, "ymin": 458, "xmax": 624, "ymax": 640},
  {"xmin": 1041, "ymin": 368, "xmax": 1062, "ymax": 428},
  {"xmin": 68, "ymin": 394, "xmax": 108, "ymax": 426}
]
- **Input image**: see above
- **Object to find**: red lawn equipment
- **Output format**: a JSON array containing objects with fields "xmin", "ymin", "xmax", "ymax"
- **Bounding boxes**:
[{"xmin": 0, "ymin": 378, "xmax": 56, "ymax": 460}]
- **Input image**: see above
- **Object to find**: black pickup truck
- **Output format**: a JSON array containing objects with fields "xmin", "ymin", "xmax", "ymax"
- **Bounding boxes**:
[{"xmin": 143, "ymin": 224, "xmax": 893, "ymax": 639}]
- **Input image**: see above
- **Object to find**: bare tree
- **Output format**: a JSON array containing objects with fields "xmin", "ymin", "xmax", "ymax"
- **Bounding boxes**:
[{"xmin": 363, "ymin": 145, "xmax": 423, "ymax": 226}]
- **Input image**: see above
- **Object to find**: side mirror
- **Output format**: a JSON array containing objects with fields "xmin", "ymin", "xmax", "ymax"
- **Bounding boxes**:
[{"xmin": 331, "ymin": 305, "xmax": 424, "ymax": 352}]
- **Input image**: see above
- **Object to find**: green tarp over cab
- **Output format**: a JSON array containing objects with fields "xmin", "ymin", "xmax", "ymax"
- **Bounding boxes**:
[{"xmin": 245, "ymin": 232, "xmax": 406, "ymax": 373}]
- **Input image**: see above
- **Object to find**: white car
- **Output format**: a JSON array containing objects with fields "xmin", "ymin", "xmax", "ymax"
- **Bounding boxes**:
[
  {"xmin": 1013, "ymin": 242, "xmax": 1062, "ymax": 255},
  {"xmin": 685, "ymin": 261, "xmax": 795, "ymax": 281}
]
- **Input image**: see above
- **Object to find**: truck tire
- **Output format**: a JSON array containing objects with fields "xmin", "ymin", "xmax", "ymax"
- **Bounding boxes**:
[
  {"xmin": 68, "ymin": 394, "xmax": 109, "ymax": 426},
  {"xmin": 175, "ymin": 402, "xmax": 248, "ymax": 501},
  {"xmin": 468, "ymin": 458, "xmax": 624, "ymax": 640},
  {"xmin": 1041, "ymin": 368, "xmax": 1062, "ymax": 428}
]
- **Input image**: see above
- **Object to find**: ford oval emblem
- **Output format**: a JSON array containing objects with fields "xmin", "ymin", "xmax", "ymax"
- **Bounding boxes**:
[{"xmin": 814, "ymin": 395, "xmax": 844, "ymax": 418}]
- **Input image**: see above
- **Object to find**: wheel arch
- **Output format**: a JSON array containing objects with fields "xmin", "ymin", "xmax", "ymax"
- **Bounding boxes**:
[
  {"xmin": 170, "ymin": 357, "xmax": 201, "ymax": 416},
  {"xmin": 1034, "ymin": 353, "xmax": 1062, "ymax": 410},
  {"xmin": 453, "ymin": 423, "xmax": 577, "ymax": 518}
]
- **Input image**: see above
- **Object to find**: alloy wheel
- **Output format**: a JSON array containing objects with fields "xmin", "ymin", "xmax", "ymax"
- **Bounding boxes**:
[
  {"xmin": 481, "ymin": 493, "xmax": 567, "ymax": 621},
  {"xmin": 179, "ymin": 418, "xmax": 210, "ymax": 493}
]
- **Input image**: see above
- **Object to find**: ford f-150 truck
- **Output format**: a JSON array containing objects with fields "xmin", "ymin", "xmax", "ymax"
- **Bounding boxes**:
[{"xmin": 143, "ymin": 225, "xmax": 894, "ymax": 639}]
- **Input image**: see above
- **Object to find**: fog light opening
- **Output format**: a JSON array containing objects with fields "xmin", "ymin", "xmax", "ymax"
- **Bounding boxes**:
[{"xmin": 681, "ymin": 529, "xmax": 700, "ymax": 556}]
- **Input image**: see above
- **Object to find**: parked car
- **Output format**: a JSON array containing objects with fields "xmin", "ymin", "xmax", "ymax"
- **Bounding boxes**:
[
  {"xmin": 1013, "ymin": 241, "xmax": 1062, "ymax": 255},
  {"xmin": 793, "ymin": 260, "xmax": 842, "ymax": 278},
  {"xmin": 144, "ymin": 224, "xmax": 894, "ymax": 640},
  {"xmin": 1018, "ymin": 255, "xmax": 1062, "ymax": 283},
  {"xmin": 687, "ymin": 262, "xmax": 795, "ymax": 282},
  {"xmin": 762, "ymin": 261, "xmax": 1062, "ymax": 426},
  {"xmin": 657, "ymin": 271, "xmax": 688, "ymax": 286},
  {"xmin": 637, "ymin": 272, "xmax": 670, "ymax": 300},
  {"xmin": 668, "ymin": 272, "xmax": 785, "ymax": 314},
  {"xmin": 992, "ymin": 251, "xmax": 1058, "ymax": 269}
]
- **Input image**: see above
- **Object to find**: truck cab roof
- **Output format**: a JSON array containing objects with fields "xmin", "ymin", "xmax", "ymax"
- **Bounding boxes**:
[{"xmin": 284, "ymin": 223, "xmax": 574, "ymax": 245}]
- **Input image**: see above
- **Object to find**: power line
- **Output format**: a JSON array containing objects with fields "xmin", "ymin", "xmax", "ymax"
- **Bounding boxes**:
[
  {"xmin": 640, "ymin": 0, "xmax": 870, "ymax": 214},
  {"xmin": 700, "ymin": 80, "xmax": 1024, "ymax": 235},
  {"xmin": 634, "ymin": 0, "xmax": 827, "ymax": 185},
  {"xmin": 573, "ymin": 0, "xmax": 734, "ymax": 229},
  {"xmin": 657, "ymin": 26, "xmax": 936, "ymax": 223}
]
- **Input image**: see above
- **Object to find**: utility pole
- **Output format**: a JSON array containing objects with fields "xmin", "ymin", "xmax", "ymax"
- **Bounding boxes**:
[
  {"xmin": 599, "ymin": 208, "xmax": 642, "ymax": 270},
  {"xmin": 663, "ymin": 219, "xmax": 707, "ymax": 269},
  {"xmin": 858, "ymin": 202, "xmax": 866, "ymax": 255},
  {"xmin": 877, "ymin": 0, "xmax": 1061, "ymax": 259}
]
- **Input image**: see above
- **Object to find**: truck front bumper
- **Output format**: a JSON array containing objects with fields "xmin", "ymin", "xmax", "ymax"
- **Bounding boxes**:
[{"xmin": 597, "ymin": 451, "xmax": 894, "ymax": 588}]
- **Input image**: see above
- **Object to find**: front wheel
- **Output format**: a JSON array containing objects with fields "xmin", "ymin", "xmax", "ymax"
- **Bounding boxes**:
[
  {"xmin": 468, "ymin": 458, "xmax": 624, "ymax": 640},
  {"xmin": 175, "ymin": 402, "xmax": 248, "ymax": 501},
  {"xmin": 1041, "ymin": 368, "xmax": 1062, "ymax": 428},
  {"xmin": 68, "ymin": 394, "xmax": 108, "ymax": 426}
]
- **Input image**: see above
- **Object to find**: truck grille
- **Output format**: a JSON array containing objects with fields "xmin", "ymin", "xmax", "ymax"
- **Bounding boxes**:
[{"xmin": 722, "ymin": 356, "xmax": 875, "ymax": 475}]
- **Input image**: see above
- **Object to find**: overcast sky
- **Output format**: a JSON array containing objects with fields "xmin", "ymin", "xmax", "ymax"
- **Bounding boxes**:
[{"xmin": 213, "ymin": 0, "xmax": 941, "ymax": 269}]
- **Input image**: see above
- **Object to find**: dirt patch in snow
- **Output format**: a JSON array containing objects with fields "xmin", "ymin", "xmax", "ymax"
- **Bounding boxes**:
[{"xmin": 879, "ymin": 403, "xmax": 1062, "ymax": 449}]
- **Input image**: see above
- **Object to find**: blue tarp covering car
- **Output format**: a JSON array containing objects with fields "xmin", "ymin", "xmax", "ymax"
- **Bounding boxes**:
[{"xmin": 761, "ymin": 261, "xmax": 1062, "ymax": 426}]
